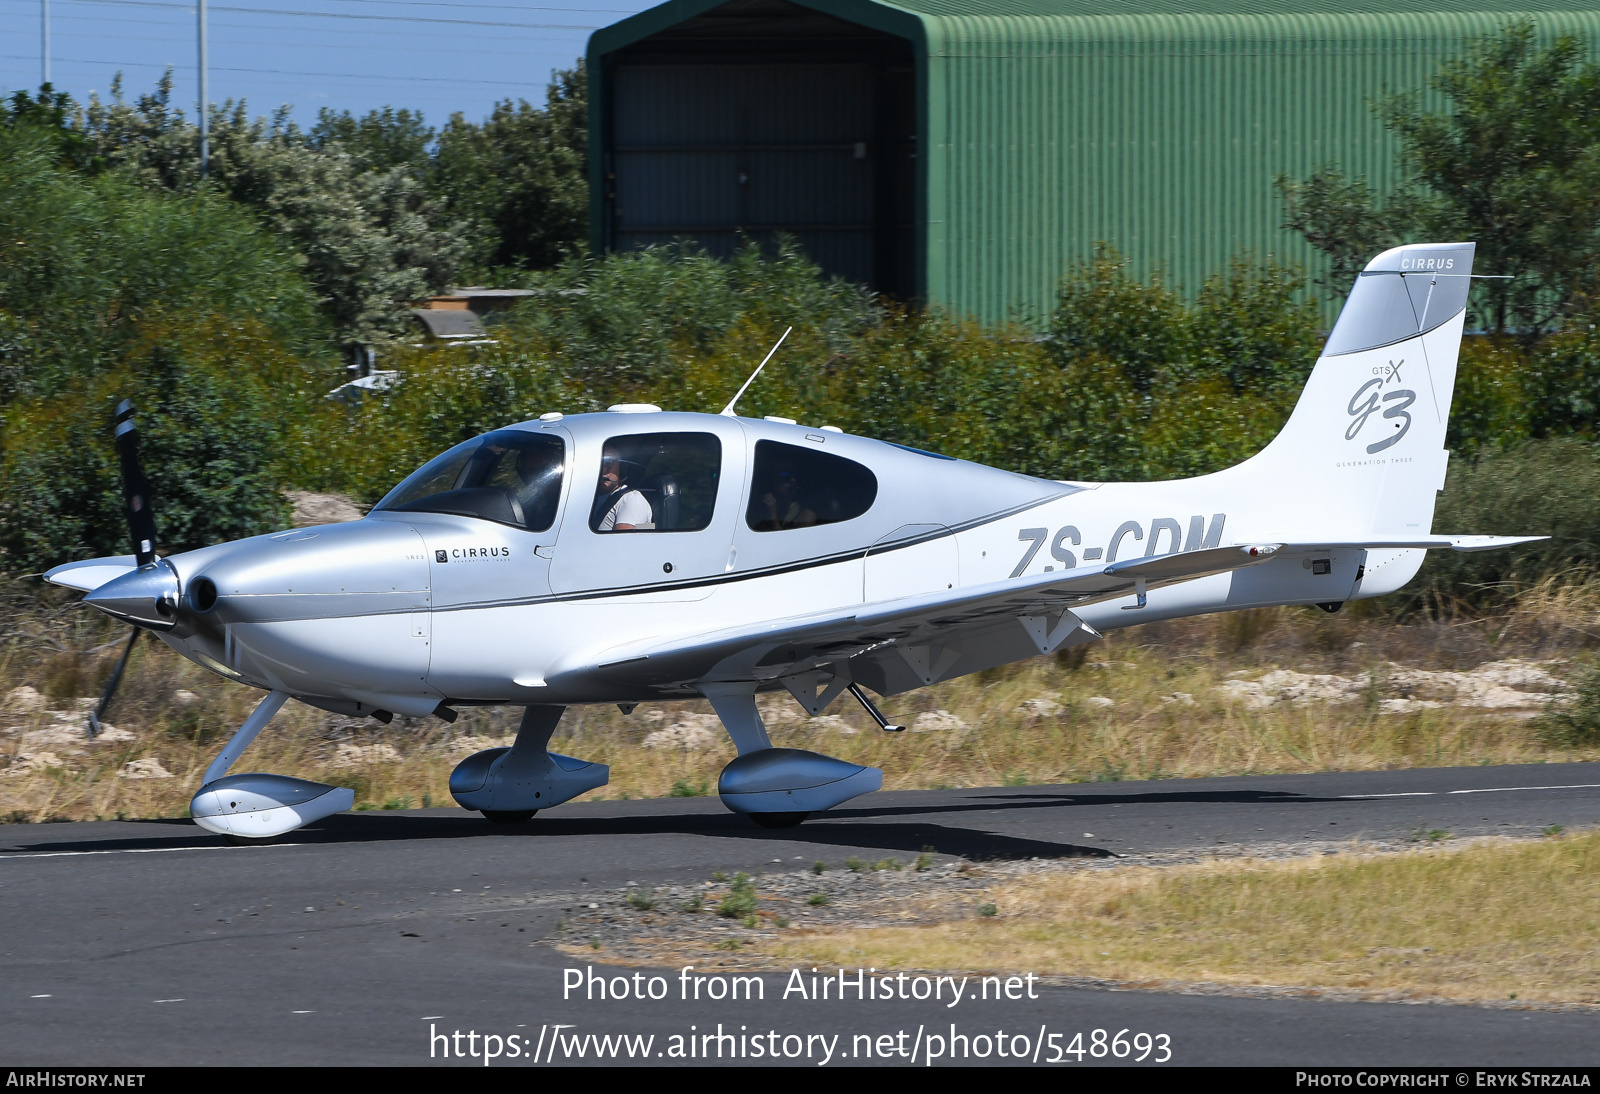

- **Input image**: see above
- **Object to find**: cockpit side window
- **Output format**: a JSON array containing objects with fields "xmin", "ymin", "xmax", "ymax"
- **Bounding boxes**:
[
  {"xmin": 590, "ymin": 432, "xmax": 722, "ymax": 533},
  {"xmin": 746, "ymin": 440, "xmax": 877, "ymax": 532},
  {"xmin": 374, "ymin": 430, "xmax": 565, "ymax": 532}
]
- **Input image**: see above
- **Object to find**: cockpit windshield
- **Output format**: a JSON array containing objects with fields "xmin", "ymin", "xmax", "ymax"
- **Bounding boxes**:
[{"xmin": 373, "ymin": 429, "xmax": 565, "ymax": 532}]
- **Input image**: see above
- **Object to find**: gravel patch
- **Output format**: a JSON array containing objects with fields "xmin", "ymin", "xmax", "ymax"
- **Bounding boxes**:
[{"xmin": 475, "ymin": 834, "xmax": 1600, "ymax": 1013}]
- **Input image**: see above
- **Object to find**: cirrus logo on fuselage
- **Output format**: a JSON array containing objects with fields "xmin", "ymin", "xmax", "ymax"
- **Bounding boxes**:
[
  {"xmin": 1346, "ymin": 359, "xmax": 1415, "ymax": 454},
  {"xmin": 433, "ymin": 546, "xmax": 511, "ymax": 563}
]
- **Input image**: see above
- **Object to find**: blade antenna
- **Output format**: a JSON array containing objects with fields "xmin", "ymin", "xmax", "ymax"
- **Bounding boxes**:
[
  {"xmin": 86, "ymin": 628, "xmax": 139, "ymax": 740},
  {"xmin": 720, "ymin": 326, "xmax": 792, "ymax": 417},
  {"xmin": 114, "ymin": 399, "xmax": 157, "ymax": 566}
]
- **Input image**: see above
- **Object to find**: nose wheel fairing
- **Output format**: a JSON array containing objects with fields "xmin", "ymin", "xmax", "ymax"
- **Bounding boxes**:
[
  {"xmin": 190, "ymin": 690, "xmax": 355, "ymax": 840},
  {"xmin": 191, "ymin": 774, "xmax": 353, "ymax": 838}
]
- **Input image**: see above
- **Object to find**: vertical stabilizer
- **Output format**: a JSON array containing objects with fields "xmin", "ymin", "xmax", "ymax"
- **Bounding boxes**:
[{"xmin": 1230, "ymin": 242, "xmax": 1475, "ymax": 543}]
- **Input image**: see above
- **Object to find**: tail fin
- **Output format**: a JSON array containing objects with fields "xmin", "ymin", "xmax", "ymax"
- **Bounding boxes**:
[{"xmin": 1234, "ymin": 241, "xmax": 1475, "ymax": 540}]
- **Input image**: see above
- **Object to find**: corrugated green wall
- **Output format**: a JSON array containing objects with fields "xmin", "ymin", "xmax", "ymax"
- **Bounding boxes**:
[
  {"xmin": 591, "ymin": 1, "xmax": 1600, "ymax": 323},
  {"xmin": 915, "ymin": 9, "xmax": 1600, "ymax": 322}
]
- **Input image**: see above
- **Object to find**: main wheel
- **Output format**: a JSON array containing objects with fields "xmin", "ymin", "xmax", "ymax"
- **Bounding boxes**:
[
  {"xmin": 224, "ymin": 834, "xmax": 279, "ymax": 846},
  {"xmin": 482, "ymin": 810, "xmax": 538, "ymax": 824},
  {"xmin": 748, "ymin": 811, "xmax": 809, "ymax": 829}
]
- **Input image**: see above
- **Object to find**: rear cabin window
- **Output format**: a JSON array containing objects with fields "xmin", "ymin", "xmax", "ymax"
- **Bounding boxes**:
[
  {"xmin": 746, "ymin": 440, "xmax": 877, "ymax": 532},
  {"xmin": 590, "ymin": 432, "xmax": 722, "ymax": 533}
]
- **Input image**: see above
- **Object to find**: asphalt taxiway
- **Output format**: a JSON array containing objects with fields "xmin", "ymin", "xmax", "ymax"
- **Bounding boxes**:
[{"xmin": 2, "ymin": 762, "xmax": 1598, "ymax": 1065}]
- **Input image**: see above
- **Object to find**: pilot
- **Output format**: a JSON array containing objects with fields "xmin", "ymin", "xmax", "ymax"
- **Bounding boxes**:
[
  {"xmin": 759, "ymin": 467, "xmax": 817, "ymax": 530},
  {"xmin": 593, "ymin": 453, "xmax": 653, "ymax": 532}
]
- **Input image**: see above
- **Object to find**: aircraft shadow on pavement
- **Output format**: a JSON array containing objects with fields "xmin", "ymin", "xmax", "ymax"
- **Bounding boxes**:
[
  {"xmin": 0, "ymin": 813, "xmax": 1095, "ymax": 861},
  {"xmin": 827, "ymin": 787, "xmax": 1349, "ymax": 818},
  {"xmin": 2, "ymin": 787, "xmax": 1346, "ymax": 860}
]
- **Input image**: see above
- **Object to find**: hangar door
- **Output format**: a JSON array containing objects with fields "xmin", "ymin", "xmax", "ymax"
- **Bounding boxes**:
[{"xmin": 603, "ymin": 30, "xmax": 915, "ymax": 297}]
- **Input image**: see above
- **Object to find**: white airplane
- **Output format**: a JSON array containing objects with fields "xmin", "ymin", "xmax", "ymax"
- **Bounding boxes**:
[{"xmin": 47, "ymin": 241, "xmax": 1542, "ymax": 843}]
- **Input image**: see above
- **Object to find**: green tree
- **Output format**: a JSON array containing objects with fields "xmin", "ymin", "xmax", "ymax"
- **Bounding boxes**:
[
  {"xmin": 0, "ymin": 85, "xmax": 99, "ymax": 171},
  {"xmin": 0, "ymin": 312, "xmax": 301, "ymax": 569},
  {"xmin": 498, "ymin": 237, "xmax": 878, "ymax": 391},
  {"xmin": 1049, "ymin": 244, "xmax": 1188, "ymax": 393},
  {"xmin": 69, "ymin": 74, "xmax": 466, "ymax": 344},
  {"xmin": 433, "ymin": 64, "xmax": 588, "ymax": 272},
  {"xmin": 1189, "ymin": 255, "xmax": 1323, "ymax": 398},
  {"xmin": 1043, "ymin": 246, "xmax": 1319, "ymax": 480},
  {"xmin": 0, "ymin": 124, "xmax": 322, "ymax": 399},
  {"xmin": 1280, "ymin": 20, "xmax": 1600, "ymax": 337},
  {"xmin": 309, "ymin": 106, "xmax": 433, "ymax": 173}
]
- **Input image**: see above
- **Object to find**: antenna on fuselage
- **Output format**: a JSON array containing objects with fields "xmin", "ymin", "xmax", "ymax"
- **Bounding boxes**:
[{"xmin": 719, "ymin": 326, "xmax": 792, "ymax": 417}]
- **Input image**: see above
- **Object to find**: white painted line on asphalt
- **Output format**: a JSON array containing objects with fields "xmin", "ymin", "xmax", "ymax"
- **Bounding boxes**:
[
  {"xmin": 0, "ymin": 843, "xmax": 306, "ymax": 861},
  {"xmin": 1448, "ymin": 783, "xmax": 1600, "ymax": 795},
  {"xmin": 1347, "ymin": 783, "xmax": 1600, "ymax": 800}
]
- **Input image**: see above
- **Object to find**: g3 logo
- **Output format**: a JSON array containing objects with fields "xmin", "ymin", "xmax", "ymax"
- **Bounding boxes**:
[{"xmin": 1346, "ymin": 361, "xmax": 1416, "ymax": 454}]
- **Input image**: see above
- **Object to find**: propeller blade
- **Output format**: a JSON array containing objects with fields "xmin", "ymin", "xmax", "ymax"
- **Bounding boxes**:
[
  {"xmin": 114, "ymin": 399, "xmax": 157, "ymax": 566},
  {"xmin": 85, "ymin": 627, "xmax": 139, "ymax": 740}
]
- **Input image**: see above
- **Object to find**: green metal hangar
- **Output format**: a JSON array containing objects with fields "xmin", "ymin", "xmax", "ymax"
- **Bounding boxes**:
[{"xmin": 587, "ymin": 1, "xmax": 1600, "ymax": 322}]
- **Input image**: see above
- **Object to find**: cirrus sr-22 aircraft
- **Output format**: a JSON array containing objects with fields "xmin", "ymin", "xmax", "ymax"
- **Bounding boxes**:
[{"xmin": 47, "ymin": 242, "xmax": 1543, "ymax": 842}]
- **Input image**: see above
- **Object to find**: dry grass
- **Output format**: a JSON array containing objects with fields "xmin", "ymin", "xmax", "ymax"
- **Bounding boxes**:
[
  {"xmin": 765, "ymin": 833, "xmax": 1600, "ymax": 1005},
  {"xmin": 2, "ymin": 577, "xmax": 1599, "ymax": 822}
]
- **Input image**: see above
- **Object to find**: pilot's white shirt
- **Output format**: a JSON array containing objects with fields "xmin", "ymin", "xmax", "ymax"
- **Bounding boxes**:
[{"xmin": 598, "ymin": 488, "xmax": 653, "ymax": 531}]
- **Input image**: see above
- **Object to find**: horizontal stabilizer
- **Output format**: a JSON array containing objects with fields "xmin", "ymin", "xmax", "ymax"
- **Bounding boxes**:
[
  {"xmin": 1268, "ymin": 535, "xmax": 1548, "ymax": 554},
  {"xmin": 44, "ymin": 555, "xmax": 139, "ymax": 593},
  {"xmin": 1438, "ymin": 535, "xmax": 1550, "ymax": 553}
]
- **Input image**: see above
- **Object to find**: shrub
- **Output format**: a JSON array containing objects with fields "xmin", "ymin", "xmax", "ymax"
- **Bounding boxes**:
[
  {"xmin": 0, "ymin": 312, "xmax": 299, "ymax": 569},
  {"xmin": 0, "ymin": 125, "xmax": 323, "ymax": 399},
  {"xmin": 1539, "ymin": 665, "xmax": 1600, "ymax": 747},
  {"xmin": 717, "ymin": 873, "xmax": 757, "ymax": 918},
  {"xmin": 1415, "ymin": 437, "xmax": 1600, "ymax": 608}
]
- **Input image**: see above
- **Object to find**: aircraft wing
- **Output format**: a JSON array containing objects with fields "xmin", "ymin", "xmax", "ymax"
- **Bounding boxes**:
[
  {"xmin": 44, "ymin": 555, "xmax": 140, "ymax": 593},
  {"xmin": 572, "ymin": 543, "xmax": 1283, "ymax": 699}
]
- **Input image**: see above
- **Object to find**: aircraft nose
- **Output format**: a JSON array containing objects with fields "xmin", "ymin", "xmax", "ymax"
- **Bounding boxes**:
[
  {"xmin": 83, "ymin": 559, "xmax": 182, "ymax": 631},
  {"xmin": 179, "ymin": 519, "xmax": 433, "ymax": 623}
]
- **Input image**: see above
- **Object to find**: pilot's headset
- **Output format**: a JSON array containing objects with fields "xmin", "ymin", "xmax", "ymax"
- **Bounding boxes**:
[{"xmin": 599, "ymin": 452, "xmax": 642, "ymax": 489}]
